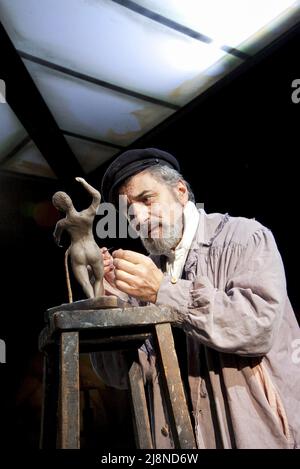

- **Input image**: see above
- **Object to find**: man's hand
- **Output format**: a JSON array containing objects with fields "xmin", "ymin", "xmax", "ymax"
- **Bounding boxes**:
[
  {"xmin": 112, "ymin": 249, "xmax": 164, "ymax": 303},
  {"xmin": 100, "ymin": 247, "xmax": 116, "ymax": 286},
  {"xmin": 99, "ymin": 247, "xmax": 129, "ymax": 301}
]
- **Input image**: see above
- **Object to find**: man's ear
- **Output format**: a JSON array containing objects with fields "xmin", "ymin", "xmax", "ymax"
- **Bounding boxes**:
[{"xmin": 177, "ymin": 180, "xmax": 189, "ymax": 205}]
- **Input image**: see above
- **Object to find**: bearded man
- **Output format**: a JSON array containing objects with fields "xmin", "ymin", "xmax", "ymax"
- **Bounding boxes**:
[{"xmin": 91, "ymin": 148, "xmax": 300, "ymax": 449}]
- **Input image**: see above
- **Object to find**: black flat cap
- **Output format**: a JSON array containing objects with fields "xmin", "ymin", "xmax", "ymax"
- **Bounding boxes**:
[{"xmin": 101, "ymin": 148, "xmax": 180, "ymax": 203}]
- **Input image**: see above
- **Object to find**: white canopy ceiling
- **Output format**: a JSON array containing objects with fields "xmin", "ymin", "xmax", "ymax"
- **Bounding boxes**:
[{"xmin": 0, "ymin": 0, "xmax": 299, "ymax": 178}]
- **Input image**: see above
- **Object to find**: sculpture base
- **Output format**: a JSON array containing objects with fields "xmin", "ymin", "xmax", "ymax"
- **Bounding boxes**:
[{"xmin": 46, "ymin": 296, "xmax": 129, "ymax": 320}]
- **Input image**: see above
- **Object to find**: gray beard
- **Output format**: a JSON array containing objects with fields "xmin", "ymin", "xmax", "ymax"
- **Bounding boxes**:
[{"xmin": 140, "ymin": 222, "xmax": 183, "ymax": 258}]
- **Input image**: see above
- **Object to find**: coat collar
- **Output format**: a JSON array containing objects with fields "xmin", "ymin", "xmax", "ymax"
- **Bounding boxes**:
[
  {"xmin": 183, "ymin": 210, "xmax": 230, "ymax": 276},
  {"xmin": 191, "ymin": 209, "xmax": 230, "ymax": 249}
]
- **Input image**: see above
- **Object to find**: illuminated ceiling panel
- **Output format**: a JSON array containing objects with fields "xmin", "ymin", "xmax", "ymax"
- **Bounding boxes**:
[
  {"xmin": 65, "ymin": 135, "xmax": 118, "ymax": 174},
  {"xmin": 23, "ymin": 60, "xmax": 174, "ymax": 146},
  {"xmin": 0, "ymin": 0, "xmax": 229, "ymax": 105},
  {"xmin": 2, "ymin": 140, "xmax": 56, "ymax": 179},
  {"xmin": 0, "ymin": 0, "xmax": 299, "ymax": 178},
  {"xmin": 133, "ymin": 0, "xmax": 299, "ymax": 52}
]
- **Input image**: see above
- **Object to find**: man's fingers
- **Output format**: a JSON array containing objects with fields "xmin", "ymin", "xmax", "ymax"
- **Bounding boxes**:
[
  {"xmin": 115, "ymin": 279, "xmax": 135, "ymax": 296},
  {"xmin": 103, "ymin": 257, "xmax": 113, "ymax": 267},
  {"xmin": 104, "ymin": 264, "xmax": 114, "ymax": 274},
  {"xmin": 100, "ymin": 247, "xmax": 114, "ymax": 275},
  {"xmin": 113, "ymin": 258, "xmax": 141, "ymax": 275},
  {"xmin": 113, "ymin": 249, "xmax": 148, "ymax": 264},
  {"xmin": 100, "ymin": 247, "xmax": 114, "ymax": 263},
  {"xmin": 104, "ymin": 265, "xmax": 114, "ymax": 274},
  {"xmin": 100, "ymin": 247, "xmax": 109, "ymax": 257},
  {"xmin": 114, "ymin": 268, "xmax": 137, "ymax": 285}
]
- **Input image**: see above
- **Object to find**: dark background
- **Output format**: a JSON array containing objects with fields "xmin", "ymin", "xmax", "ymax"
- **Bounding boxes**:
[{"xmin": 0, "ymin": 25, "xmax": 299, "ymax": 449}]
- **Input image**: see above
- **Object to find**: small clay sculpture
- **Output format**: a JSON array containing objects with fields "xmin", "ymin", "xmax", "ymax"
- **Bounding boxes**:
[{"xmin": 52, "ymin": 177, "xmax": 104, "ymax": 301}]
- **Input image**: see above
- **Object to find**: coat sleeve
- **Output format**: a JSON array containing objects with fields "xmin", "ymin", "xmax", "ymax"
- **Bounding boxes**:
[{"xmin": 156, "ymin": 228, "xmax": 287, "ymax": 356}]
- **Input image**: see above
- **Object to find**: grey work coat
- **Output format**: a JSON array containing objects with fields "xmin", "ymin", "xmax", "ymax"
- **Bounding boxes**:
[{"xmin": 92, "ymin": 210, "xmax": 300, "ymax": 449}]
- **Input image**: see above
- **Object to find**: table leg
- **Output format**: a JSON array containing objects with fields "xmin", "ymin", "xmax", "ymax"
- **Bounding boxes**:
[
  {"xmin": 58, "ymin": 331, "xmax": 80, "ymax": 448},
  {"xmin": 154, "ymin": 323, "xmax": 196, "ymax": 449}
]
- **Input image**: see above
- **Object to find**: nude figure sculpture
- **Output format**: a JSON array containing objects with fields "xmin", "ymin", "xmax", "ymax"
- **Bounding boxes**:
[{"xmin": 52, "ymin": 177, "xmax": 104, "ymax": 301}]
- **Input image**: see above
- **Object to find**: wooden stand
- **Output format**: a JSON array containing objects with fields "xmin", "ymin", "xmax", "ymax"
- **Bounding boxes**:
[{"xmin": 39, "ymin": 297, "xmax": 196, "ymax": 449}]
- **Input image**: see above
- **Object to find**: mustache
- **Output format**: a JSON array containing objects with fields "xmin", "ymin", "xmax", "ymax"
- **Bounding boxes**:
[
  {"xmin": 139, "ymin": 221, "xmax": 178, "ymax": 239},
  {"xmin": 139, "ymin": 224, "xmax": 160, "ymax": 238}
]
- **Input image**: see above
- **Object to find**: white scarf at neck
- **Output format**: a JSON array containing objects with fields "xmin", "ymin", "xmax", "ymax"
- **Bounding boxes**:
[{"xmin": 165, "ymin": 201, "xmax": 200, "ymax": 283}]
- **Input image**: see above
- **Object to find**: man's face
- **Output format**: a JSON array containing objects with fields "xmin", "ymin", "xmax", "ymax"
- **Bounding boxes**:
[{"xmin": 119, "ymin": 170, "xmax": 188, "ymax": 256}]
